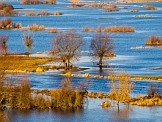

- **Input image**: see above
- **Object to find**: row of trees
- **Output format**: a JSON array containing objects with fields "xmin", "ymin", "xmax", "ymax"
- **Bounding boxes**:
[
  {"xmin": 0, "ymin": 31, "xmax": 33, "ymax": 56},
  {"xmin": 52, "ymin": 30, "xmax": 114, "ymax": 72},
  {"xmin": 0, "ymin": 30, "xmax": 113, "ymax": 72}
]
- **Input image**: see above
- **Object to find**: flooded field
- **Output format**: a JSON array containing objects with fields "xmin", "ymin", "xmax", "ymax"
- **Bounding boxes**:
[{"xmin": 0, "ymin": 0, "xmax": 162, "ymax": 121}]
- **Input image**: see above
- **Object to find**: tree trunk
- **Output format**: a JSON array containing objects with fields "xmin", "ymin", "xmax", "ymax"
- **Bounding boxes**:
[
  {"xmin": 117, "ymin": 101, "xmax": 120, "ymax": 111},
  {"xmin": 99, "ymin": 56, "xmax": 103, "ymax": 72}
]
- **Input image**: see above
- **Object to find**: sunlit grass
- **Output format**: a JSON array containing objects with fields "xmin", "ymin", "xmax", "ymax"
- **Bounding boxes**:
[{"xmin": 0, "ymin": 55, "xmax": 57, "ymax": 72}]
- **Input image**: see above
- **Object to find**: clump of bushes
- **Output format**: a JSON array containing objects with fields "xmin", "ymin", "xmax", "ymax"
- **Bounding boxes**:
[
  {"xmin": 46, "ymin": 28, "xmax": 58, "ymax": 33},
  {"xmin": 0, "ymin": 35, "xmax": 8, "ymax": 55},
  {"xmin": 143, "ymin": 5, "xmax": 157, "ymax": 10},
  {"xmin": 26, "ymin": 24, "xmax": 45, "ymax": 31},
  {"xmin": 0, "ymin": 3, "xmax": 17, "ymax": 16},
  {"xmin": 81, "ymin": 25, "xmax": 135, "ymax": 33},
  {"xmin": 103, "ymin": 26, "xmax": 135, "ymax": 32},
  {"xmin": 0, "ymin": 18, "xmax": 22, "ymax": 29},
  {"xmin": 104, "ymin": 8, "xmax": 119, "ymax": 12},
  {"xmin": 128, "ymin": 9, "xmax": 139, "ymax": 12},
  {"xmin": 20, "ymin": 0, "xmax": 56, "ymax": 4},
  {"xmin": 0, "ymin": 74, "xmax": 86, "ymax": 111},
  {"xmin": 50, "ymin": 79, "xmax": 86, "ymax": 110},
  {"xmin": 145, "ymin": 35, "xmax": 162, "ymax": 46},
  {"xmin": 82, "ymin": 26, "xmax": 94, "ymax": 32},
  {"xmin": 25, "ymin": 11, "xmax": 62, "ymax": 16}
]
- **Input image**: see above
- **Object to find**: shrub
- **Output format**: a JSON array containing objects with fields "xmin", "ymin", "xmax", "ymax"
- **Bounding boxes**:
[
  {"xmin": 103, "ymin": 26, "xmax": 135, "ymax": 32},
  {"xmin": 0, "ymin": 18, "xmax": 21, "ymax": 29},
  {"xmin": 20, "ymin": 0, "xmax": 56, "ymax": 4},
  {"xmin": 50, "ymin": 79, "xmax": 86, "ymax": 110},
  {"xmin": 143, "ymin": 5, "xmax": 157, "ymax": 10},
  {"xmin": 82, "ymin": 26, "xmax": 94, "ymax": 32},
  {"xmin": 46, "ymin": 28, "xmax": 58, "ymax": 33},
  {"xmin": 145, "ymin": 35, "xmax": 162, "ymax": 45},
  {"xmin": 27, "ymin": 24, "xmax": 45, "ymax": 31},
  {"xmin": 0, "ymin": 3, "xmax": 18, "ymax": 16},
  {"xmin": 0, "ymin": 35, "xmax": 8, "ymax": 55}
]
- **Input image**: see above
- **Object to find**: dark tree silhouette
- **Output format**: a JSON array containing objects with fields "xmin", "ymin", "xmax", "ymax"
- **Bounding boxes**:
[
  {"xmin": 0, "ymin": 35, "xmax": 8, "ymax": 55},
  {"xmin": 52, "ymin": 30, "xmax": 83, "ymax": 71},
  {"xmin": 22, "ymin": 31, "xmax": 33, "ymax": 56},
  {"xmin": 90, "ymin": 33, "xmax": 113, "ymax": 72}
]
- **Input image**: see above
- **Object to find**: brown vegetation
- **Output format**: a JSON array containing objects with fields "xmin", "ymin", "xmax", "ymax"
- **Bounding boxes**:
[
  {"xmin": 145, "ymin": 35, "xmax": 162, "ymax": 46},
  {"xmin": 46, "ymin": 28, "xmax": 58, "ymax": 33},
  {"xmin": 52, "ymin": 30, "xmax": 83, "ymax": 71},
  {"xmin": 90, "ymin": 33, "xmax": 113, "ymax": 72},
  {"xmin": 128, "ymin": 9, "xmax": 139, "ymax": 12},
  {"xmin": 26, "ymin": 24, "xmax": 45, "ymax": 31},
  {"xmin": 108, "ymin": 71, "xmax": 133, "ymax": 110},
  {"xmin": 20, "ymin": 0, "xmax": 56, "ymax": 4},
  {"xmin": 0, "ymin": 3, "xmax": 17, "ymax": 16},
  {"xmin": 0, "ymin": 55, "xmax": 56, "ymax": 72},
  {"xmin": 0, "ymin": 18, "xmax": 21, "ymax": 30},
  {"xmin": 0, "ymin": 35, "xmax": 8, "ymax": 55},
  {"xmin": 0, "ymin": 74, "xmax": 86, "ymax": 111},
  {"xmin": 81, "ymin": 26, "xmax": 135, "ymax": 33},
  {"xmin": 25, "ymin": 11, "xmax": 62, "ymax": 16},
  {"xmin": 82, "ymin": 26, "xmax": 94, "ymax": 32},
  {"xmin": 22, "ymin": 31, "xmax": 33, "ymax": 55},
  {"xmin": 70, "ymin": 3, "xmax": 117, "ymax": 9},
  {"xmin": 143, "ymin": 5, "xmax": 157, "ymax": 10},
  {"xmin": 103, "ymin": 26, "xmax": 135, "ymax": 32}
]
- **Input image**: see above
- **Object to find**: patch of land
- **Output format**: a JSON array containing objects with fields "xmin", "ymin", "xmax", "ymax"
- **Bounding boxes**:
[{"xmin": 0, "ymin": 55, "xmax": 58, "ymax": 73}]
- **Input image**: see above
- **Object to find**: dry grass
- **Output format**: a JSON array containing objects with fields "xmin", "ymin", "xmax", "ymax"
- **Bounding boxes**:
[
  {"xmin": 82, "ymin": 26, "xmax": 94, "ymax": 32},
  {"xmin": 0, "ymin": 74, "xmax": 86, "ymax": 111},
  {"xmin": 104, "ymin": 26, "xmax": 135, "ymax": 32},
  {"xmin": 143, "ymin": 5, "xmax": 157, "ymax": 10},
  {"xmin": 145, "ymin": 35, "xmax": 162, "ymax": 46},
  {"xmin": 26, "ymin": 24, "xmax": 45, "ymax": 31},
  {"xmin": 0, "ymin": 55, "xmax": 56, "ymax": 72}
]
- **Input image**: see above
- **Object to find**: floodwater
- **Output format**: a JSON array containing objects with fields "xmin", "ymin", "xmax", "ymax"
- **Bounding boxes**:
[{"xmin": 0, "ymin": 0, "xmax": 162, "ymax": 121}]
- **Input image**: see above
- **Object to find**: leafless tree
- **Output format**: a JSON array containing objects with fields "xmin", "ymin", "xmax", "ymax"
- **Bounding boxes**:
[
  {"xmin": 22, "ymin": 31, "xmax": 33, "ymax": 56},
  {"xmin": 52, "ymin": 30, "xmax": 83, "ymax": 71},
  {"xmin": 90, "ymin": 33, "xmax": 113, "ymax": 72},
  {"xmin": 0, "ymin": 35, "xmax": 8, "ymax": 55}
]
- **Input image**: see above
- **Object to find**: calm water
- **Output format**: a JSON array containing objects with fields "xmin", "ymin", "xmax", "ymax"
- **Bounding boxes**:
[{"xmin": 1, "ymin": 0, "xmax": 162, "ymax": 121}]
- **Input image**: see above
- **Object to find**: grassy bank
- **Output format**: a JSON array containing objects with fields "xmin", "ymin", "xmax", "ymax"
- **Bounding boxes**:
[{"xmin": 0, "ymin": 55, "xmax": 58, "ymax": 73}]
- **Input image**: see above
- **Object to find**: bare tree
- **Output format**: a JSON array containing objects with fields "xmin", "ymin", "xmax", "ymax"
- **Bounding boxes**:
[
  {"xmin": 0, "ymin": 35, "xmax": 8, "ymax": 55},
  {"xmin": 22, "ymin": 31, "xmax": 33, "ymax": 56},
  {"xmin": 90, "ymin": 33, "xmax": 113, "ymax": 72},
  {"xmin": 52, "ymin": 30, "xmax": 83, "ymax": 71}
]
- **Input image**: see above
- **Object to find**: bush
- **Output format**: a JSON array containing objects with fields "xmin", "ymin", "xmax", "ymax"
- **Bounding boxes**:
[
  {"xmin": 20, "ymin": 0, "xmax": 56, "ymax": 4},
  {"xmin": 143, "ymin": 5, "xmax": 157, "ymax": 10},
  {"xmin": 0, "ymin": 3, "xmax": 17, "ymax": 16},
  {"xmin": 46, "ymin": 28, "xmax": 58, "ymax": 33},
  {"xmin": 82, "ymin": 26, "xmax": 94, "ymax": 32},
  {"xmin": 145, "ymin": 35, "xmax": 162, "ymax": 45},
  {"xmin": 103, "ymin": 26, "xmax": 135, "ymax": 32},
  {"xmin": 0, "ymin": 75, "xmax": 86, "ymax": 111},
  {"xmin": 0, "ymin": 18, "xmax": 21, "ymax": 29},
  {"xmin": 27, "ymin": 24, "xmax": 45, "ymax": 31},
  {"xmin": 50, "ymin": 79, "xmax": 86, "ymax": 110}
]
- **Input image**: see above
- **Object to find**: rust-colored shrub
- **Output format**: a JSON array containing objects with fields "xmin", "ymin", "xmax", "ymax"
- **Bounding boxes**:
[
  {"xmin": 145, "ymin": 35, "xmax": 162, "ymax": 45},
  {"xmin": 143, "ymin": 5, "xmax": 157, "ymax": 10},
  {"xmin": 103, "ymin": 26, "xmax": 135, "ymax": 32},
  {"xmin": 82, "ymin": 26, "xmax": 94, "ymax": 32},
  {"xmin": 27, "ymin": 24, "xmax": 45, "ymax": 31}
]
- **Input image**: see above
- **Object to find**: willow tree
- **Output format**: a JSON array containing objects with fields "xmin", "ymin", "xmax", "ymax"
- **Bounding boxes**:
[
  {"xmin": 0, "ymin": 35, "xmax": 8, "ymax": 55},
  {"xmin": 90, "ymin": 33, "xmax": 113, "ymax": 72},
  {"xmin": 22, "ymin": 31, "xmax": 33, "ymax": 56},
  {"xmin": 52, "ymin": 30, "xmax": 83, "ymax": 71}
]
